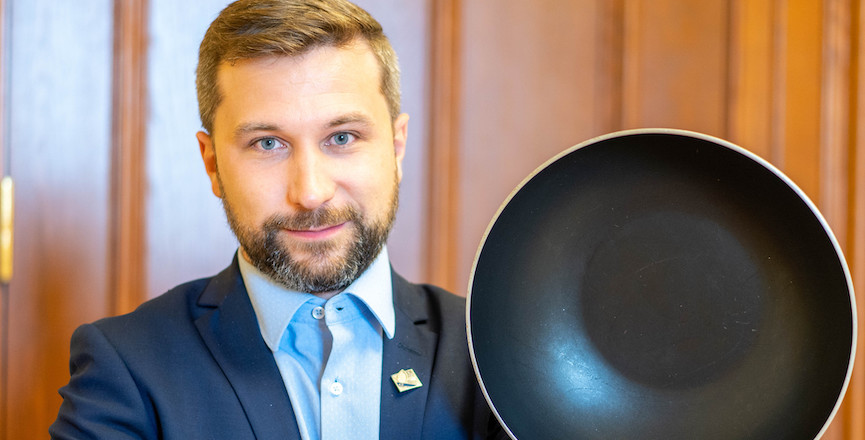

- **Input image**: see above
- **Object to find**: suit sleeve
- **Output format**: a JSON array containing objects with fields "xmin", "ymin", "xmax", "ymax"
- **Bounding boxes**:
[{"xmin": 50, "ymin": 323, "xmax": 156, "ymax": 440}]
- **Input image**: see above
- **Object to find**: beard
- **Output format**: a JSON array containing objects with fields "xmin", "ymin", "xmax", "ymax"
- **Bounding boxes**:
[{"xmin": 219, "ymin": 174, "xmax": 399, "ymax": 294}]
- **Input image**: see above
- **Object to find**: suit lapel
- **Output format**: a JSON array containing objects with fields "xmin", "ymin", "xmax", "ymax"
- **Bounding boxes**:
[
  {"xmin": 380, "ymin": 272, "xmax": 439, "ymax": 439},
  {"xmin": 195, "ymin": 258, "xmax": 301, "ymax": 440}
]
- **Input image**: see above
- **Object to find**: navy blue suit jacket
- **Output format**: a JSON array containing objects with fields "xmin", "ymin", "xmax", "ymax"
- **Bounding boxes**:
[{"xmin": 50, "ymin": 258, "xmax": 502, "ymax": 439}]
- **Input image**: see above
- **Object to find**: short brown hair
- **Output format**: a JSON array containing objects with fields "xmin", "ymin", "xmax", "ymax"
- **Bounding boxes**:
[{"xmin": 196, "ymin": 0, "xmax": 401, "ymax": 134}]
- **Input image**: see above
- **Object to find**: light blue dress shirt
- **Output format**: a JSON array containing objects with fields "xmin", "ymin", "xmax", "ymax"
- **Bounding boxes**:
[{"xmin": 239, "ymin": 247, "xmax": 395, "ymax": 440}]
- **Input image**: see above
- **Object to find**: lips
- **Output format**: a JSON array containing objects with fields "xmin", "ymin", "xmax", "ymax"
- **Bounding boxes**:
[{"xmin": 283, "ymin": 222, "xmax": 347, "ymax": 240}]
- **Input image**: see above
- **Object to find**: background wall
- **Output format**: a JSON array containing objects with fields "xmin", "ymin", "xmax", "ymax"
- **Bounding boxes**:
[{"xmin": 0, "ymin": 1, "xmax": 863, "ymax": 439}]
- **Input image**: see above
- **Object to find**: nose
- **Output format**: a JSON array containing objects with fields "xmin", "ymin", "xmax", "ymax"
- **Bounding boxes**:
[{"xmin": 287, "ymin": 147, "xmax": 336, "ymax": 211}]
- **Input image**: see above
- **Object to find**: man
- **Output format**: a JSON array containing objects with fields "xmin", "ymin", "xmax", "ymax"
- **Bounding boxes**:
[{"xmin": 50, "ymin": 1, "xmax": 503, "ymax": 438}]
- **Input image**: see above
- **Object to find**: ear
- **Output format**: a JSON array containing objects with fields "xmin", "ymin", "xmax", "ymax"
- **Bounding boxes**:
[
  {"xmin": 392, "ymin": 113, "xmax": 409, "ymax": 182},
  {"xmin": 197, "ymin": 131, "xmax": 223, "ymax": 198}
]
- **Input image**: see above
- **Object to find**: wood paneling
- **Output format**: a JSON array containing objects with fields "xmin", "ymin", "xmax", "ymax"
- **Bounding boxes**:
[
  {"xmin": 145, "ymin": 0, "xmax": 238, "ymax": 298},
  {"xmin": 821, "ymin": 0, "xmax": 852, "ymax": 249},
  {"xmin": 622, "ymin": 0, "xmax": 730, "ymax": 137},
  {"xmin": 426, "ymin": 0, "xmax": 461, "ymax": 292},
  {"xmin": 0, "ymin": 0, "xmax": 8, "ymax": 435},
  {"xmin": 848, "ymin": 4, "xmax": 865, "ymax": 439},
  {"xmin": 779, "ymin": 0, "xmax": 824, "ymax": 200},
  {"xmin": 728, "ymin": 0, "xmax": 775, "ymax": 159},
  {"xmin": 840, "ymin": 1, "xmax": 865, "ymax": 437},
  {"xmin": 594, "ymin": 0, "xmax": 625, "ymax": 134},
  {"xmin": 851, "ymin": 2, "xmax": 865, "ymax": 436},
  {"xmin": 4, "ymin": 1, "xmax": 114, "ymax": 438},
  {"xmin": 457, "ymin": 0, "xmax": 600, "ymax": 295},
  {"xmin": 111, "ymin": 0, "xmax": 148, "ymax": 316}
]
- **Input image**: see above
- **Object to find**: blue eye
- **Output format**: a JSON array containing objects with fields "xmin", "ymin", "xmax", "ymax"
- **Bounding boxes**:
[
  {"xmin": 330, "ymin": 132, "xmax": 354, "ymax": 146},
  {"xmin": 257, "ymin": 138, "xmax": 281, "ymax": 151}
]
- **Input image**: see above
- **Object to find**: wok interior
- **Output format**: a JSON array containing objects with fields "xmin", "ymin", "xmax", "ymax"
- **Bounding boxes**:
[{"xmin": 469, "ymin": 133, "xmax": 854, "ymax": 440}]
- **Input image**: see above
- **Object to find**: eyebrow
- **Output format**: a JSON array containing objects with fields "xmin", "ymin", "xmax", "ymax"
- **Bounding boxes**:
[
  {"xmin": 326, "ymin": 112, "xmax": 375, "ymax": 129},
  {"xmin": 231, "ymin": 112, "xmax": 375, "ymax": 140},
  {"xmin": 233, "ymin": 122, "xmax": 280, "ymax": 140}
]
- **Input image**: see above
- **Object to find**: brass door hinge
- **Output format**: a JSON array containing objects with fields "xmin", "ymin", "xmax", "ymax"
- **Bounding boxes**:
[{"xmin": 1, "ymin": 176, "xmax": 13, "ymax": 283}]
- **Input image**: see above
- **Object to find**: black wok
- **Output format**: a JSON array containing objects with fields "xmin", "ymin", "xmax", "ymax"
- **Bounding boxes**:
[{"xmin": 467, "ymin": 129, "xmax": 856, "ymax": 440}]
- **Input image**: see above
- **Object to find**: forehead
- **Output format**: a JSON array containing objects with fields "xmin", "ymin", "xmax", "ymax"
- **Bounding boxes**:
[
  {"xmin": 214, "ymin": 40, "xmax": 387, "ymax": 131},
  {"xmin": 226, "ymin": 39, "xmax": 379, "ymax": 81}
]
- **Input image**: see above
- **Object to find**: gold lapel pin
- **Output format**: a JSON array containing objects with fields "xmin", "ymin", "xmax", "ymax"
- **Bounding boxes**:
[{"xmin": 391, "ymin": 368, "xmax": 423, "ymax": 393}]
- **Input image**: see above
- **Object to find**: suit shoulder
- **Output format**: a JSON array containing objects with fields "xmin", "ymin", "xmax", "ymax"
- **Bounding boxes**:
[
  {"xmin": 91, "ymin": 276, "xmax": 214, "ymax": 339},
  {"xmin": 392, "ymin": 272, "xmax": 466, "ymax": 332},
  {"xmin": 418, "ymin": 282, "xmax": 465, "ymax": 313}
]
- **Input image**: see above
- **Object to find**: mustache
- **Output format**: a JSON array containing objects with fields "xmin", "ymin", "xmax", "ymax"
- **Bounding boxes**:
[{"xmin": 263, "ymin": 205, "xmax": 360, "ymax": 231}]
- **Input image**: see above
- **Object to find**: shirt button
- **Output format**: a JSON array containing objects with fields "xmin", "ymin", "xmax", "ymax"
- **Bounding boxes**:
[
  {"xmin": 329, "ymin": 382, "xmax": 343, "ymax": 396},
  {"xmin": 311, "ymin": 306, "xmax": 325, "ymax": 320}
]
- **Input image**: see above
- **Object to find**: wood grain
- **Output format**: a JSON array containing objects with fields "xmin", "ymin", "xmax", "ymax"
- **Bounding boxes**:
[
  {"xmin": 820, "ymin": 0, "xmax": 852, "ymax": 250},
  {"xmin": 110, "ymin": 0, "xmax": 148, "ymax": 316},
  {"xmin": 4, "ymin": 1, "xmax": 113, "ymax": 438},
  {"xmin": 144, "ymin": 0, "xmax": 238, "ymax": 298},
  {"xmin": 843, "ymin": 2, "xmax": 865, "ymax": 438},
  {"xmin": 727, "ymin": 0, "xmax": 775, "ymax": 159},
  {"xmin": 622, "ymin": 0, "xmax": 730, "ymax": 137},
  {"xmin": 777, "ymin": 0, "xmax": 823, "ymax": 200},
  {"xmin": 594, "ymin": 0, "xmax": 625, "ymax": 134},
  {"xmin": 426, "ymin": 0, "xmax": 461, "ymax": 292},
  {"xmin": 0, "ymin": 0, "xmax": 7, "ymax": 436},
  {"xmin": 457, "ymin": 0, "xmax": 600, "ymax": 295}
]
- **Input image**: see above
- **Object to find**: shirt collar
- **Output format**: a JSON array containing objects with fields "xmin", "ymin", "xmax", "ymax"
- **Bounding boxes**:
[
  {"xmin": 240, "ymin": 246, "xmax": 396, "ymax": 353},
  {"xmin": 346, "ymin": 247, "xmax": 395, "ymax": 339}
]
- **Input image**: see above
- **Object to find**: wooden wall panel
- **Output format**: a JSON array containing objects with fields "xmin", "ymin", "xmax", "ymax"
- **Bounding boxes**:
[
  {"xmin": 848, "ymin": 5, "xmax": 865, "ymax": 440},
  {"xmin": 821, "ymin": 0, "xmax": 852, "ymax": 249},
  {"xmin": 594, "ymin": 0, "xmax": 625, "ymax": 134},
  {"xmin": 851, "ymin": 2, "xmax": 865, "ymax": 435},
  {"xmin": 4, "ymin": 1, "xmax": 114, "ymax": 438},
  {"xmin": 621, "ymin": 0, "xmax": 729, "ymax": 137},
  {"xmin": 145, "ymin": 0, "xmax": 238, "ymax": 298},
  {"xmin": 455, "ymin": 0, "xmax": 601, "ymax": 295},
  {"xmin": 778, "ymin": 0, "xmax": 824, "ymax": 202},
  {"xmin": 111, "ymin": 0, "xmax": 148, "ymax": 316},
  {"xmin": 0, "ymin": 0, "xmax": 8, "ymax": 435},
  {"xmin": 727, "ymin": 0, "xmax": 775, "ymax": 160},
  {"xmin": 426, "ymin": 0, "xmax": 461, "ymax": 290},
  {"xmin": 837, "ymin": 1, "xmax": 865, "ymax": 437}
]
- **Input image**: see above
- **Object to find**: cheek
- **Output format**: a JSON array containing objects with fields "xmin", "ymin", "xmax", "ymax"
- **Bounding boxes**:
[
  {"xmin": 354, "ymin": 156, "xmax": 399, "ymax": 206},
  {"xmin": 220, "ymin": 163, "xmax": 286, "ymax": 221},
  {"xmin": 336, "ymin": 173, "xmax": 373, "ymax": 206}
]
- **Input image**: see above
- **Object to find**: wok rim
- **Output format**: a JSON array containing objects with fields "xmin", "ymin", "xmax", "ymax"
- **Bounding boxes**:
[{"xmin": 465, "ymin": 127, "xmax": 858, "ymax": 440}]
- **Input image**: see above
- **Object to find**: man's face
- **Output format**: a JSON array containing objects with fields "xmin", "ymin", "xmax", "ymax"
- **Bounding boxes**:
[{"xmin": 197, "ymin": 40, "xmax": 408, "ymax": 296}]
